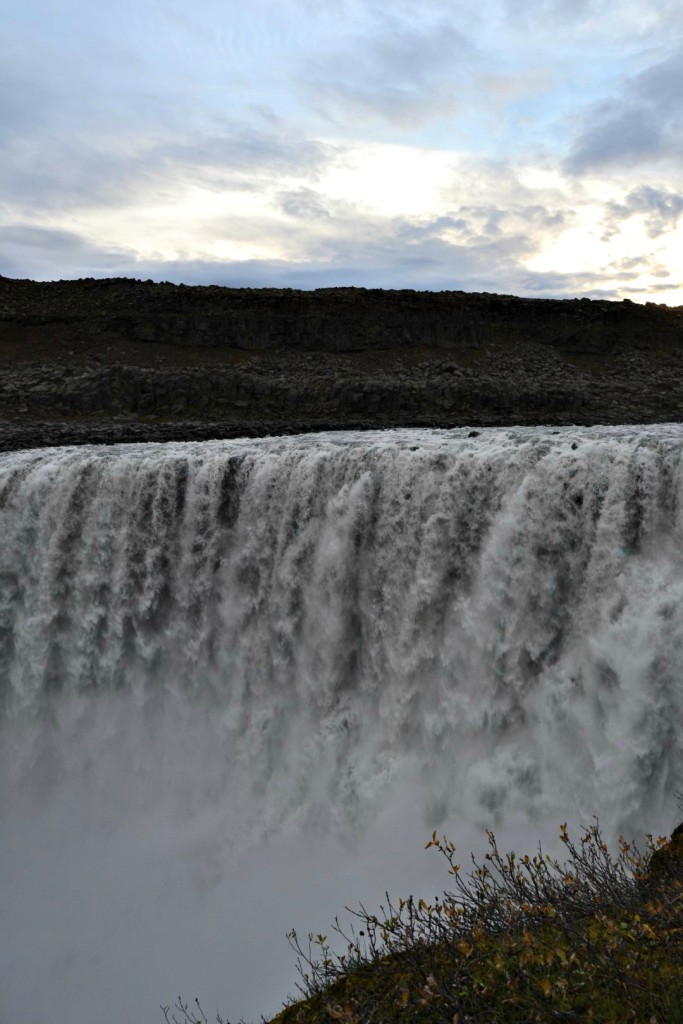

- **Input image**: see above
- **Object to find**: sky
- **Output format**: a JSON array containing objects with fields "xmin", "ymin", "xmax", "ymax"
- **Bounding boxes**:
[{"xmin": 1, "ymin": 0, "xmax": 682, "ymax": 301}]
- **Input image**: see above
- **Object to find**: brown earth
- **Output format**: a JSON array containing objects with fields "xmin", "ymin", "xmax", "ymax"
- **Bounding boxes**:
[{"xmin": 1, "ymin": 275, "xmax": 683, "ymax": 451}]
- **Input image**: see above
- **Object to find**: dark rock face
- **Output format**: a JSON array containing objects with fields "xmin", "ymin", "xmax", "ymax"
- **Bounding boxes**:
[
  {"xmin": 1, "ymin": 276, "xmax": 682, "ymax": 450},
  {"xmin": 647, "ymin": 823, "xmax": 683, "ymax": 885}
]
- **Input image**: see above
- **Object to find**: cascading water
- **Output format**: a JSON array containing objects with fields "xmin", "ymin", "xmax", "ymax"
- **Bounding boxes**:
[{"xmin": 1, "ymin": 426, "xmax": 682, "ymax": 1022}]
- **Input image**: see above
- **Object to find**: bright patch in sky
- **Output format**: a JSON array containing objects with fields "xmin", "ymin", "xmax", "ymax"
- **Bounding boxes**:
[
  {"xmin": 1, "ymin": 0, "xmax": 682, "ymax": 300},
  {"xmin": 319, "ymin": 143, "xmax": 457, "ymax": 217}
]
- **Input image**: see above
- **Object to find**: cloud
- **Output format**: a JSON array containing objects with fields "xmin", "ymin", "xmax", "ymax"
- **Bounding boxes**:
[
  {"xmin": 501, "ymin": 0, "xmax": 607, "ymax": 28},
  {"xmin": 0, "ymin": 193, "xmax": 578, "ymax": 299},
  {"xmin": 606, "ymin": 254, "xmax": 671, "ymax": 278},
  {"xmin": 2, "ymin": 0, "xmax": 682, "ymax": 302},
  {"xmin": 0, "ymin": 120, "xmax": 333, "ymax": 217},
  {"xmin": 502, "ymin": 0, "xmax": 683, "ymax": 37},
  {"xmin": 0, "ymin": 70, "xmax": 51, "ymax": 144},
  {"xmin": 0, "ymin": 225, "xmax": 135, "ymax": 280},
  {"xmin": 3, "ymin": 195, "xmax": 679, "ymax": 303},
  {"xmin": 278, "ymin": 188, "xmax": 333, "ymax": 220},
  {"xmin": 303, "ymin": 19, "xmax": 474, "ymax": 128},
  {"xmin": 602, "ymin": 185, "xmax": 683, "ymax": 240},
  {"xmin": 564, "ymin": 47, "xmax": 683, "ymax": 173},
  {"xmin": 566, "ymin": 109, "xmax": 663, "ymax": 173},
  {"xmin": 397, "ymin": 203, "xmax": 568, "ymax": 263},
  {"xmin": 160, "ymin": 127, "xmax": 333, "ymax": 181}
]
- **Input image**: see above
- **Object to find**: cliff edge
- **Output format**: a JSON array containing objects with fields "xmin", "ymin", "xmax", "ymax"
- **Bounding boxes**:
[{"xmin": 1, "ymin": 276, "xmax": 682, "ymax": 450}]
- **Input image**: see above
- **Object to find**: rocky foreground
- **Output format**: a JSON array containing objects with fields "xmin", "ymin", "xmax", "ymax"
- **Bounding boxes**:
[{"xmin": 1, "ymin": 276, "xmax": 683, "ymax": 450}]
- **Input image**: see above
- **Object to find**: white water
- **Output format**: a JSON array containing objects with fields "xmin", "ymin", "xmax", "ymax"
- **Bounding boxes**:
[{"xmin": 1, "ymin": 426, "xmax": 682, "ymax": 1022}]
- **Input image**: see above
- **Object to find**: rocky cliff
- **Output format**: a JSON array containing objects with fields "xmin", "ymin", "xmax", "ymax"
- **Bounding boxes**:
[{"xmin": 1, "ymin": 275, "xmax": 682, "ymax": 450}]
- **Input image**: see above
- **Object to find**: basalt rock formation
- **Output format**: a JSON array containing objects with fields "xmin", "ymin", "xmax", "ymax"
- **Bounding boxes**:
[{"xmin": 1, "ymin": 275, "xmax": 683, "ymax": 450}]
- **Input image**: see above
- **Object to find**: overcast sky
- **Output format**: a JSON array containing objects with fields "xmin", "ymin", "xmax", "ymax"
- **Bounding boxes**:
[{"xmin": 2, "ymin": 0, "xmax": 682, "ymax": 300}]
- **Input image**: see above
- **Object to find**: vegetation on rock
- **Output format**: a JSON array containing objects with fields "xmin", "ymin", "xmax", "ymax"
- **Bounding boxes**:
[{"xmin": 163, "ymin": 815, "xmax": 683, "ymax": 1024}]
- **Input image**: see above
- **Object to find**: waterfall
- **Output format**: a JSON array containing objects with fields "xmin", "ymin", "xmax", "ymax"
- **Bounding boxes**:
[{"xmin": 2, "ymin": 426, "xmax": 682, "ymax": 1022}]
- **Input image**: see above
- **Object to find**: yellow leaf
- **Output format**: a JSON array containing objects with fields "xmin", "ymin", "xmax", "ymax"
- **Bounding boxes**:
[{"xmin": 539, "ymin": 977, "xmax": 552, "ymax": 998}]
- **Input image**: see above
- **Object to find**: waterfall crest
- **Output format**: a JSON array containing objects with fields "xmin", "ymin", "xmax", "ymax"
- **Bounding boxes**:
[{"xmin": 2, "ymin": 426, "xmax": 682, "ymax": 836}]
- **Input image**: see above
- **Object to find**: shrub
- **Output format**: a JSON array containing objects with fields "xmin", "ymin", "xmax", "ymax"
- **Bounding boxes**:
[{"xmin": 162, "ymin": 818, "xmax": 683, "ymax": 1024}]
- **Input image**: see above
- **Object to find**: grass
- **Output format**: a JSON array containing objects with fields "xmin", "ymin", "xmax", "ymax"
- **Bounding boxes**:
[{"xmin": 162, "ymin": 819, "xmax": 683, "ymax": 1024}]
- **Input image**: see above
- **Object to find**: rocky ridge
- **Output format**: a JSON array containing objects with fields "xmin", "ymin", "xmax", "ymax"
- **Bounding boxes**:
[{"xmin": 1, "ymin": 276, "xmax": 682, "ymax": 450}]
